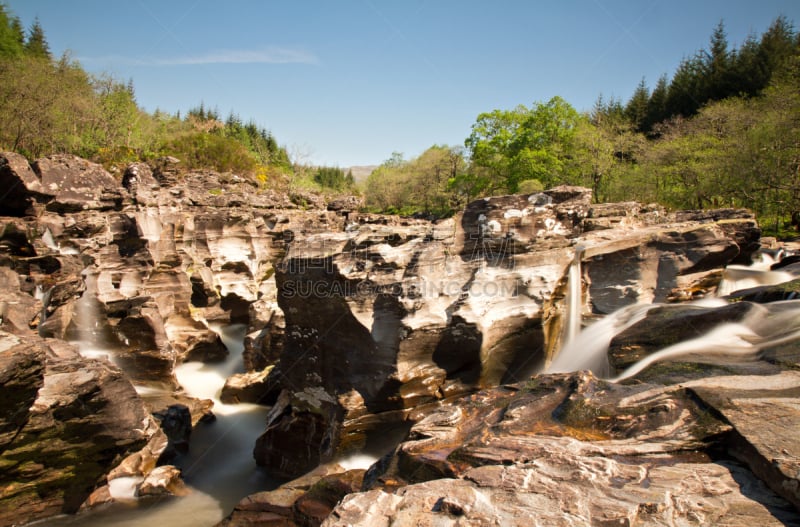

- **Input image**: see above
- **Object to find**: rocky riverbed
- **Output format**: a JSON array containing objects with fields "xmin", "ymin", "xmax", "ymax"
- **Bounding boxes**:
[{"xmin": 1, "ymin": 152, "xmax": 799, "ymax": 526}]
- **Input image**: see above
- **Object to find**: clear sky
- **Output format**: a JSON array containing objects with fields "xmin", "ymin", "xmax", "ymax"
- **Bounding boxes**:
[{"xmin": 6, "ymin": 1, "xmax": 800, "ymax": 167}]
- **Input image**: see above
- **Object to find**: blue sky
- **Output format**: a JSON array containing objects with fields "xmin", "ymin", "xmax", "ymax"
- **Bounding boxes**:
[{"xmin": 7, "ymin": 1, "xmax": 800, "ymax": 167}]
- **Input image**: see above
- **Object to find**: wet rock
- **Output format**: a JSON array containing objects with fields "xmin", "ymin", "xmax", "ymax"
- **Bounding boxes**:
[
  {"xmin": 220, "ymin": 367, "xmax": 273, "ymax": 404},
  {"xmin": 219, "ymin": 464, "xmax": 365, "ymax": 527}
]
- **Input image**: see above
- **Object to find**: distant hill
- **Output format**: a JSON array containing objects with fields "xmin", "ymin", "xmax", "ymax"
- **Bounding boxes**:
[{"xmin": 346, "ymin": 165, "xmax": 378, "ymax": 183}]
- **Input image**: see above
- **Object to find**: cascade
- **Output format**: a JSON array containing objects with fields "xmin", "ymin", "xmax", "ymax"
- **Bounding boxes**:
[
  {"xmin": 42, "ymin": 228, "xmax": 58, "ymax": 251},
  {"xmin": 545, "ymin": 302, "xmax": 662, "ymax": 377},
  {"xmin": 612, "ymin": 299, "xmax": 800, "ymax": 381},
  {"xmin": 40, "ymin": 324, "xmax": 275, "ymax": 527},
  {"xmin": 563, "ymin": 245, "xmax": 585, "ymax": 346},
  {"xmin": 34, "ymin": 284, "xmax": 53, "ymax": 336},
  {"xmin": 546, "ymin": 249, "xmax": 800, "ymax": 380}
]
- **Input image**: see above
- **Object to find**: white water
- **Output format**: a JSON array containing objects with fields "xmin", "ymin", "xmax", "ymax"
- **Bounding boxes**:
[
  {"xmin": 563, "ymin": 247, "xmax": 584, "ymax": 346},
  {"xmin": 548, "ymin": 249, "xmax": 800, "ymax": 381},
  {"xmin": 44, "ymin": 319, "xmax": 275, "ymax": 527},
  {"xmin": 546, "ymin": 302, "xmax": 662, "ymax": 377},
  {"xmin": 42, "ymin": 228, "xmax": 58, "ymax": 251},
  {"xmin": 70, "ymin": 272, "xmax": 120, "ymax": 363},
  {"xmin": 717, "ymin": 265, "xmax": 793, "ymax": 296},
  {"xmin": 336, "ymin": 453, "xmax": 380, "ymax": 471},
  {"xmin": 613, "ymin": 300, "xmax": 800, "ymax": 381}
]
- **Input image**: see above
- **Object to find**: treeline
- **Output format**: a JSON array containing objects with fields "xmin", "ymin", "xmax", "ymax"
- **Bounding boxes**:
[
  {"xmin": 621, "ymin": 18, "xmax": 798, "ymax": 133},
  {"xmin": 364, "ymin": 17, "xmax": 800, "ymax": 233},
  {"xmin": 0, "ymin": 4, "xmax": 296, "ymax": 186}
]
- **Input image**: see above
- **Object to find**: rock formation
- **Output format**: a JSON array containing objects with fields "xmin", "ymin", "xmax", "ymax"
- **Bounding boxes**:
[{"xmin": 1, "ymin": 150, "xmax": 798, "ymax": 526}]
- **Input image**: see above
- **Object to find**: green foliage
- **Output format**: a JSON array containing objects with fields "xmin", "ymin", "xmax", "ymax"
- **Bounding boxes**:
[
  {"xmin": 364, "ymin": 145, "xmax": 466, "ymax": 216},
  {"xmin": 0, "ymin": 5, "xmax": 293, "ymax": 186},
  {"xmin": 465, "ymin": 97, "xmax": 583, "ymax": 194},
  {"xmin": 23, "ymin": 18, "xmax": 49, "ymax": 59},
  {"xmin": 313, "ymin": 166, "xmax": 353, "ymax": 190},
  {"xmin": 161, "ymin": 132, "xmax": 258, "ymax": 174}
]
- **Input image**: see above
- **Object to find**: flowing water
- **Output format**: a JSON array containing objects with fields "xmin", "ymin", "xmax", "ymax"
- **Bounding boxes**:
[
  {"xmin": 563, "ymin": 246, "xmax": 585, "ymax": 346},
  {"xmin": 611, "ymin": 301, "xmax": 800, "ymax": 381},
  {"xmin": 547, "ymin": 250, "xmax": 800, "ymax": 381},
  {"xmin": 40, "ymin": 312, "xmax": 275, "ymax": 526}
]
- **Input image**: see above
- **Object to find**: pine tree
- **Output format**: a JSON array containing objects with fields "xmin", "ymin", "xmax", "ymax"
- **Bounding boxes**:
[
  {"xmin": 703, "ymin": 20, "xmax": 732, "ymax": 101},
  {"xmin": 665, "ymin": 53, "xmax": 704, "ymax": 118},
  {"xmin": 625, "ymin": 78, "xmax": 650, "ymax": 131},
  {"xmin": 0, "ymin": 4, "xmax": 24, "ymax": 57},
  {"xmin": 644, "ymin": 74, "xmax": 669, "ymax": 133},
  {"xmin": 24, "ymin": 17, "xmax": 50, "ymax": 59},
  {"xmin": 758, "ymin": 15, "xmax": 798, "ymax": 79}
]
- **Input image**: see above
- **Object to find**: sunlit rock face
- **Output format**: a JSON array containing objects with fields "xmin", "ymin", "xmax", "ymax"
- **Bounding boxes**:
[
  {"xmin": 253, "ymin": 186, "xmax": 760, "ymax": 478},
  {"xmin": 0, "ymin": 152, "xmax": 777, "ymax": 522}
]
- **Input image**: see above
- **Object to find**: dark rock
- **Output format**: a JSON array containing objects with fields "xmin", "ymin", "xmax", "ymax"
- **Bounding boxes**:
[
  {"xmin": 254, "ymin": 390, "xmax": 341, "ymax": 479},
  {"xmin": 0, "ymin": 152, "xmax": 48, "ymax": 216},
  {"xmin": 152, "ymin": 404, "xmax": 192, "ymax": 458},
  {"xmin": 0, "ymin": 334, "xmax": 152, "ymax": 525}
]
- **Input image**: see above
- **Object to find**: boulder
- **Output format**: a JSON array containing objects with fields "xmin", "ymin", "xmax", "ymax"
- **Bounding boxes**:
[
  {"xmin": 32, "ymin": 154, "xmax": 125, "ymax": 213},
  {"xmin": 0, "ymin": 332, "xmax": 154, "ymax": 525},
  {"xmin": 253, "ymin": 389, "xmax": 342, "ymax": 479},
  {"xmin": 219, "ymin": 464, "xmax": 365, "ymax": 527},
  {"xmin": 0, "ymin": 151, "xmax": 48, "ymax": 216}
]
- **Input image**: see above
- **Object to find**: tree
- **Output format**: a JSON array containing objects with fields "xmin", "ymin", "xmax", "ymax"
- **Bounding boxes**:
[
  {"xmin": 364, "ymin": 146, "xmax": 466, "ymax": 216},
  {"xmin": 643, "ymin": 74, "xmax": 669, "ymax": 133},
  {"xmin": 464, "ymin": 106, "xmax": 528, "ymax": 194},
  {"xmin": 24, "ymin": 18, "xmax": 50, "ymax": 59},
  {"xmin": 625, "ymin": 77, "xmax": 650, "ymax": 131},
  {"xmin": 702, "ymin": 20, "xmax": 733, "ymax": 101},
  {"xmin": 465, "ymin": 97, "xmax": 583, "ymax": 193},
  {"xmin": 0, "ymin": 4, "xmax": 24, "ymax": 57}
]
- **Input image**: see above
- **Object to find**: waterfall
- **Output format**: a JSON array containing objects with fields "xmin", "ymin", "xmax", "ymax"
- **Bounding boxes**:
[
  {"xmin": 563, "ymin": 245, "xmax": 585, "ymax": 346},
  {"xmin": 34, "ymin": 285, "xmax": 53, "ymax": 337},
  {"xmin": 71, "ymin": 272, "xmax": 114, "ymax": 362},
  {"xmin": 547, "ymin": 247, "xmax": 800, "ymax": 380},
  {"xmin": 612, "ymin": 300, "xmax": 800, "ymax": 381},
  {"xmin": 545, "ymin": 302, "xmax": 663, "ymax": 376}
]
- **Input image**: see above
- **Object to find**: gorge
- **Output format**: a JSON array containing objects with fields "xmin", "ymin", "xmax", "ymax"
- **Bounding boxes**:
[{"xmin": 1, "ymin": 152, "xmax": 799, "ymax": 526}]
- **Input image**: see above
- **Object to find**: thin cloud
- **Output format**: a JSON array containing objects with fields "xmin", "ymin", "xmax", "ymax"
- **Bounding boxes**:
[{"xmin": 79, "ymin": 47, "xmax": 318, "ymax": 66}]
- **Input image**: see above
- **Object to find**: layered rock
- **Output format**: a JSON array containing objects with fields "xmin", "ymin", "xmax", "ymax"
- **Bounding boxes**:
[
  {"xmin": 1, "ymin": 151, "xmax": 791, "ymax": 525},
  {"xmin": 253, "ymin": 187, "xmax": 760, "ymax": 478},
  {"xmin": 219, "ymin": 464, "xmax": 365, "ymax": 527},
  {"xmin": 325, "ymin": 370, "xmax": 800, "ymax": 526}
]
